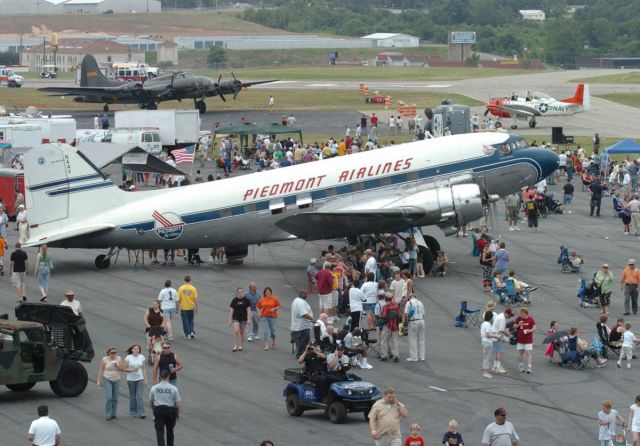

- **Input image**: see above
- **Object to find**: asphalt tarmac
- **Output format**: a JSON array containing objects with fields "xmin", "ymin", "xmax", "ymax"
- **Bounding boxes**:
[{"xmin": 1, "ymin": 171, "xmax": 637, "ymax": 445}]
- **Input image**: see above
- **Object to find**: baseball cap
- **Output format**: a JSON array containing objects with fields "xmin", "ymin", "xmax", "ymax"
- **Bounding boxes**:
[
  {"xmin": 629, "ymin": 259, "xmax": 636, "ymax": 264},
  {"xmin": 309, "ymin": 258, "xmax": 317, "ymax": 264}
]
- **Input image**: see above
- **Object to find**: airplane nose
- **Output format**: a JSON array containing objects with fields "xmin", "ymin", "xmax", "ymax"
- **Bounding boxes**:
[{"xmin": 537, "ymin": 148, "xmax": 559, "ymax": 181}]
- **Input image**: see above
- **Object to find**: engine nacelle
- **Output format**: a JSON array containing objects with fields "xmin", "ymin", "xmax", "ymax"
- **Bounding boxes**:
[
  {"xmin": 436, "ymin": 183, "xmax": 484, "ymax": 235},
  {"xmin": 225, "ymin": 245, "xmax": 249, "ymax": 264}
]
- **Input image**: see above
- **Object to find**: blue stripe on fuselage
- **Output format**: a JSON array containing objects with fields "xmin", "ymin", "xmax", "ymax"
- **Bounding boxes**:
[
  {"xmin": 28, "ymin": 173, "xmax": 104, "ymax": 191},
  {"xmin": 117, "ymin": 153, "xmax": 537, "ymax": 233}
]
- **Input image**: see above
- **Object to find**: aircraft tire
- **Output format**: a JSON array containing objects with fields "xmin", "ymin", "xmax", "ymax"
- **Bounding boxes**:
[
  {"xmin": 196, "ymin": 101, "xmax": 207, "ymax": 114},
  {"xmin": 418, "ymin": 245, "xmax": 434, "ymax": 275},
  {"xmin": 103, "ymin": 104, "xmax": 109, "ymax": 112},
  {"xmin": 148, "ymin": 103, "xmax": 158, "ymax": 110},
  {"xmin": 95, "ymin": 254, "xmax": 111, "ymax": 269},
  {"xmin": 528, "ymin": 120, "xmax": 536, "ymax": 128},
  {"xmin": 422, "ymin": 235, "xmax": 441, "ymax": 257}
]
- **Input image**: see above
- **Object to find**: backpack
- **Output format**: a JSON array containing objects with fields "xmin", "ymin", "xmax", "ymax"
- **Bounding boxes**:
[{"xmin": 407, "ymin": 301, "xmax": 416, "ymax": 320}]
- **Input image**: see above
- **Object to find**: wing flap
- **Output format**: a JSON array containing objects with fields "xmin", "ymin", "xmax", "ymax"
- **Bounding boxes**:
[
  {"xmin": 23, "ymin": 224, "xmax": 115, "ymax": 247},
  {"xmin": 275, "ymin": 208, "xmax": 425, "ymax": 241}
]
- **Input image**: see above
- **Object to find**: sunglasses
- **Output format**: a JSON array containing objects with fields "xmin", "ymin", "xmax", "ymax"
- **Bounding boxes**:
[
  {"xmin": 109, "ymin": 351, "xmax": 117, "ymax": 354},
  {"xmin": 162, "ymin": 346, "xmax": 171, "ymax": 349}
]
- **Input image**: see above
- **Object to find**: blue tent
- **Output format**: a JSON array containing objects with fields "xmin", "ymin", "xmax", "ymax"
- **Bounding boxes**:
[{"xmin": 604, "ymin": 139, "xmax": 640, "ymax": 154}]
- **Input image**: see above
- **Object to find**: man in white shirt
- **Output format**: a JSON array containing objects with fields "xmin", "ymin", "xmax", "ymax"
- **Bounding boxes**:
[
  {"xmin": 27, "ymin": 405, "xmax": 61, "ymax": 446},
  {"xmin": 364, "ymin": 249, "xmax": 377, "ymax": 278},
  {"xmin": 491, "ymin": 308, "xmax": 514, "ymax": 374},
  {"xmin": 404, "ymin": 295, "xmax": 426, "ymax": 361},
  {"xmin": 60, "ymin": 290, "xmax": 83, "ymax": 317},
  {"xmin": 348, "ymin": 279, "xmax": 365, "ymax": 331},
  {"xmin": 360, "ymin": 273, "xmax": 379, "ymax": 329},
  {"xmin": 291, "ymin": 290, "xmax": 314, "ymax": 358}
]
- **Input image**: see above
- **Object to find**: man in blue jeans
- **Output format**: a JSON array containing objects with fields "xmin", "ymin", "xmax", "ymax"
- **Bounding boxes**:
[{"xmin": 177, "ymin": 275, "xmax": 198, "ymax": 339}]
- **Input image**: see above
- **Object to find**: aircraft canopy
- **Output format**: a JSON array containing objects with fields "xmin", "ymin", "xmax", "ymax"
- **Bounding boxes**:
[
  {"xmin": 77, "ymin": 143, "xmax": 185, "ymax": 175},
  {"xmin": 215, "ymin": 122, "xmax": 303, "ymax": 145}
]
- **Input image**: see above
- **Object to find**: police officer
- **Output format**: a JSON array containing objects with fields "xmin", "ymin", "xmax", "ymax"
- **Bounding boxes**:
[{"xmin": 149, "ymin": 369, "xmax": 182, "ymax": 446}]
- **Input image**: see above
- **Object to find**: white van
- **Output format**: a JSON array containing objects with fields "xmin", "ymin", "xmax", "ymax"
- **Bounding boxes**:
[{"xmin": 102, "ymin": 127, "xmax": 162, "ymax": 154}]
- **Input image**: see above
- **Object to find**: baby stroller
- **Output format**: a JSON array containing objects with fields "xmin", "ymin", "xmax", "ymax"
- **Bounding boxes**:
[
  {"xmin": 577, "ymin": 278, "xmax": 600, "ymax": 308},
  {"xmin": 147, "ymin": 326, "xmax": 166, "ymax": 365},
  {"xmin": 557, "ymin": 245, "xmax": 583, "ymax": 273}
]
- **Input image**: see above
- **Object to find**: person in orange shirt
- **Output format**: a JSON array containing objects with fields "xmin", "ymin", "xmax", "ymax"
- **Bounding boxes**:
[
  {"xmin": 337, "ymin": 140, "xmax": 347, "ymax": 156},
  {"xmin": 620, "ymin": 258, "xmax": 640, "ymax": 315},
  {"xmin": 256, "ymin": 287, "xmax": 282, "ymax": 351},
  {"xmin": 0, "ymin": 233, "xmax": 7, "ymax": 276}
]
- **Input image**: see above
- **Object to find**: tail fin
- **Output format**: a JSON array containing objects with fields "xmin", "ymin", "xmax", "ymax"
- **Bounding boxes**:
[
  {"xmin": 22, "ymin": 143, "xmax": 126, "ymax": 246},
  {"xmin": 561, "ymin": 83, "xmax": 590, "ymax": 111},
  {"xmin": 80, "ymin": 54, "xmax": 122, "ymax": 88}
]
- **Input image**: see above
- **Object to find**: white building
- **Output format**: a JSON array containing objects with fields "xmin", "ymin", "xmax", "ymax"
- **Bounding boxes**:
[
  {"xmin": 360, "ymin": 33, "xmax": 420, "ymax": 48},
  {"xmin": 0, "ymin": 0, "xmax": 67, "ymax": 14},
  {"xmin": 0, "ymin": 0, "xmax": 160, "ymax": 14},
  {"xmin": 63, "ymin": 0, "xmax": 160, "ymax": 13},
  {"xmin": 519, "ymin": 9, "xmax": 545, "ymax": 21}
]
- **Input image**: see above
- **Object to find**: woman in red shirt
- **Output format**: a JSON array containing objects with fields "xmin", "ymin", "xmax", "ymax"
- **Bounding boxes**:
[{"xmin": 256, "ymin": 287, "xmax": 282, "ymax": 351}]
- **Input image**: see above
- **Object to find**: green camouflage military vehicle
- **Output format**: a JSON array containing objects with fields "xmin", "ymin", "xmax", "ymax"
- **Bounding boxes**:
[{"xmin": 0, "ymin": 303, "xmax": 94, "ymax": 397}]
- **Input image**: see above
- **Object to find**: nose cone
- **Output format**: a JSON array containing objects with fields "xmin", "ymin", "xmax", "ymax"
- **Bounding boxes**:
[
  {"xmin": 534, "ymin": 148, "xmax": 560, "ymax": 181},
  {"xmin": 513, "ymin": 147, "xmax": 558, "ymax": 182}
]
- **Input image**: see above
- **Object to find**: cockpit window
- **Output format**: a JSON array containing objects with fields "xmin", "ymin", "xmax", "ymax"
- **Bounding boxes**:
[{"xmin": 492, "ymin": 136, "xmax": 528, "ymax": 156}]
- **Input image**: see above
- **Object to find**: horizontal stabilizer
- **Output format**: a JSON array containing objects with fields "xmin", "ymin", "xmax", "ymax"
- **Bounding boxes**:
[
  {"xmin": 23, "ymin": 224, "xmax": 115, "ymax": 247},
  {"xmin": 275, "ymin": 208, "xmax": 426, "ymax": 241}
]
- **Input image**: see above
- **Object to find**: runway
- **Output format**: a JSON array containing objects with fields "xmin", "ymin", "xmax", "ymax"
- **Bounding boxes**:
[{"xmin": 0, "ymin": 171, "xmax": 636, "ymax": 445}]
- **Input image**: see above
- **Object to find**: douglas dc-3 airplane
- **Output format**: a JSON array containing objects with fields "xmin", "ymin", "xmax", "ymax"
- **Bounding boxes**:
[
  {"xmin": 485, "ymin": 83, "xmax": 590, "ymax": 129},
  {"xmin": 39, "ymin": 55, "xmax": 274, "ymax": 114},
  {"xmin": 22, "ymin": 133, "xmax": 558, "ymax": 270}
]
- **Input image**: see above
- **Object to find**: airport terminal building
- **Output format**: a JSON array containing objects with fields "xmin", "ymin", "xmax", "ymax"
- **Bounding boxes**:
[{"xmin": 0, "ymin": 0, "xmax": 161, "ymax": 14}]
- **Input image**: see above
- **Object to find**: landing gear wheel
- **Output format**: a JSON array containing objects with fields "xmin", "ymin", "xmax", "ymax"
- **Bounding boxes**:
[
  {"xmin": 6, "ymin": 382, "xmax": 36, "ymax": 392},
  {"xmin": 327, "ymin": 401, "xmax": 347, "ymax": 424},
  {"xmin": 103, "ymin": 104, "xmax": 109, "ymax": 112},
  {"xmin": 49, "ymin": 360, "xmax": 88, "ymax": 397},
  {"xmin": 418, "ymin": 245, "xmax": 434, "ymax": 275},
  {"xmin": 286, "ymin": 392, "xmax": 304, "ymax": 416},
  {"xmin": 423, "ymin": 234, "xmax": 441, "ymax": 255},
  {"xmin": 528, "ymin": 119, "xmax": 536, "ymax": 128},
  {"xmin": 95, "ymin": 254, "xmax": 111, "ymax": 269},
  {"xmin": 196, "ymin": 100, "xmax": 207, "ymax": 114},
  {"xmin": 147, "ymin": 102, "xmax": 158, "ymax": 110}
]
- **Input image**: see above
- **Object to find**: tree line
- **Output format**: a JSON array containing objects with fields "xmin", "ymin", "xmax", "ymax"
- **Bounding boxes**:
[{"xmin": 235, "ymin": 0, "xmax": 640, "ymax": 65}]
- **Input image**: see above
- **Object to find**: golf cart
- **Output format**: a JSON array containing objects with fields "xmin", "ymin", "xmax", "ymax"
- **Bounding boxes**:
[
  {"xmin": 283, "ymin": 365, "xmax": 381, "ymax": 424},
  {"xmin": 39, "ymin": 65, "xmax": 58, "ymax": 79}
]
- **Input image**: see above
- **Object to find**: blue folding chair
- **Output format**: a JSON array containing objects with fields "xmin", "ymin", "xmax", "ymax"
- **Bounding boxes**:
[
  {"xmin": 491, "ymin": 276, "xmax": 508, "ymax": 304},
  {"xmin": 505, "ymin": 279, "xmax": 518, "ymax": 305},
  {"xmin": 460, "ymin": 300, "xmax": 480, "ymax": 328}
]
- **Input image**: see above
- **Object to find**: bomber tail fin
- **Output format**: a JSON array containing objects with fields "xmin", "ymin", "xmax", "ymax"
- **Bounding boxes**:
[
  {"xmin": 561, "ymin": 83, "xmax": 590, "ymax": 111},
  {"xmin": 80, "ymin": 54, "xmax": 122, "ymax": 88},
  {"xmin": 22, "ymin": 143, "xmax": 128, "ymax": 246}
]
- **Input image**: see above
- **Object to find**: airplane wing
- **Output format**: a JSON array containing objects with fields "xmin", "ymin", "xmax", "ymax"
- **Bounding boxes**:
[
  {"xmin": 23, "ymin": 224, "xmax": 115, "ymax": 247},
  {"xmin": 241, "ymin": 79, "xmax": 278, "ymax": 88},
  {"xmin": 494, "ymin": 104, "xmax": 539, "ymax": 118},
  {"xmin": 39, "ymin": 86, "xmax": 125, "ymax": 96},
  {"xmin": 275, "ymin": 207, "xmax": 426, "ymax": 241}
]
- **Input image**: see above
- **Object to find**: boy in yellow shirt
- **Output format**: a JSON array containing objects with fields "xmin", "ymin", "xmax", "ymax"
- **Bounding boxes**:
[
  {"xmin": 0, "ymin": 233, "xmax": 7, "ymax": 276},
  {"xmin": 178, "ymin": 275, "xmax": 198, "ymax": 339}
]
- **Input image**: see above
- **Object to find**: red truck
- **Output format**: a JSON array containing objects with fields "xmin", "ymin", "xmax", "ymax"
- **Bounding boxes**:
[{"xmin": 0, "ymin": 168, "xmax": 25, "ymax": 219}]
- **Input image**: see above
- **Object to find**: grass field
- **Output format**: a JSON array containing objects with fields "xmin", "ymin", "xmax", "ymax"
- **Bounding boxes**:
[
  {"xmin": 596, "ymin": 93, "xmax": 640, "ymax": 108},
  {"xmin": 571, "ymin": 72, "xmax": 640, "ymax": 84},
  {"xmin": 0, "ymin": 11, "xmax": 286, "ymax": 37},
  {"xmin": 178, "ymin": 46, "xmax": 448, "ymax": 70},
  {"xmin": 205, "ymin": 66, "xmax": 538, "ymax": 81},
  {"xmin": 0, "ymin": 88, "xmax": 482, "ymax": 111}
]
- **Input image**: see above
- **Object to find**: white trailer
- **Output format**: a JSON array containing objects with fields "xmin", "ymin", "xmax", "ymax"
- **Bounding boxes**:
[
  {"xmin": 0, "ymin": 124, "xmax": 42, "ymax": 149},
  {"xmin": 114, "ymin": 110, "xmax": 200, "ymax": 148},
  {"xmin": 0, "ymin": 117, "xmax": 76, "ymax": 144}
]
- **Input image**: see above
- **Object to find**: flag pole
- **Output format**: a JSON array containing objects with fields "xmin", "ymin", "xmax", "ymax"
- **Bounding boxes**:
[{"xmin": 189, "ymin": 143, "xmax": 199, "ymax": 178}]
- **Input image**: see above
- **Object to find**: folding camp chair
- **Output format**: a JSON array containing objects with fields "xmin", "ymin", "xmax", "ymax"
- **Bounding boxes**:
[{"xmin": 460, "ymin": 301, "xmax": 480, "ymax": 328}]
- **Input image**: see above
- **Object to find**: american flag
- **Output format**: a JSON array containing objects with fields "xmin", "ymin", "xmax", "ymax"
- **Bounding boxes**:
[{"xmin": 172, "ymin": 145, "xmax": 196, "ymax": 164}]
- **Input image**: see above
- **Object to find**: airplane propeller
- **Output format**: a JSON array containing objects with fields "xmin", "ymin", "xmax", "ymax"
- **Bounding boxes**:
[
  {"xmin": 216, "ymin": 73, "xmax": 226, "ymax": 102},
  {"xmin": 231, "ymin": 72, "xmax": 242, "ymax": 100},
  {"xmin": 484, "ymin": 108, "xmax": 490, "ymax": 117}
]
